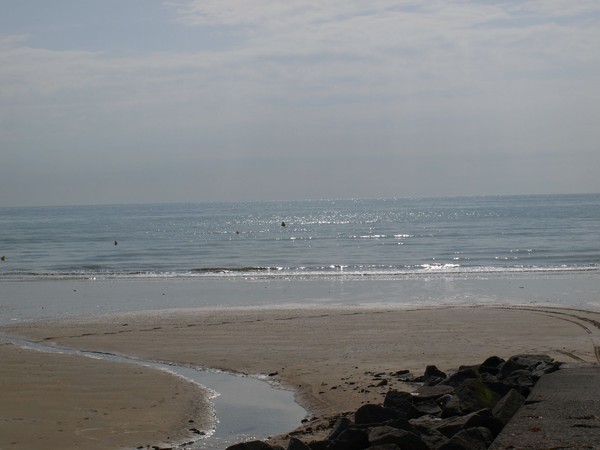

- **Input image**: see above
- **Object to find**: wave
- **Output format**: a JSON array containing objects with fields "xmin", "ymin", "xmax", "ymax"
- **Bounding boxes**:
[
  {"xmin": 1, "ymin": 263, "xmax": 598, "ymax": 282},
  {"xmin": 190, "ymin": 266, "xmax": 276, "ymax": 274}
]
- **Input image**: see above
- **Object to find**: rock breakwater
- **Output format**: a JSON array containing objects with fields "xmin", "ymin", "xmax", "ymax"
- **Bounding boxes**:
[{"xmin": 226, "ymin": 354, "xmax": 561, "ymax": 450}]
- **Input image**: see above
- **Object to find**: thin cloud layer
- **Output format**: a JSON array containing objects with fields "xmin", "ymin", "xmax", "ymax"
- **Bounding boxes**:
[{"xmin": 0, "ymin": 1, "xmax": 599, "ymax": 205}]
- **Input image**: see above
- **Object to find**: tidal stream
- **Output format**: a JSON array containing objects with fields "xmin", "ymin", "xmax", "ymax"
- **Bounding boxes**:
[{"xmin": 1, "ymin": 335, "xmax": 306, "ymax": 449}]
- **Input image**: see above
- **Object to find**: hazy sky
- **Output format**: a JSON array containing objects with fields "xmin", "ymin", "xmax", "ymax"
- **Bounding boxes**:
[{"xmin": 1, "ymin": 1, "xmax": 599, "ymax": 206}]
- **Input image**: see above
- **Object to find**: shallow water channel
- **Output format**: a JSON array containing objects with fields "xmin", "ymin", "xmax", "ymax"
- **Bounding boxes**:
[{"xmin": 2, "ymin": 336, "xmax": 307, "ymax": 449}]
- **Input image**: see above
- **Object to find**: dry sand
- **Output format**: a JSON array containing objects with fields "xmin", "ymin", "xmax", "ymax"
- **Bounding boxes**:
[{"xmin": 2, "ymin": 304, "xmax": 600, "ymax": 449}]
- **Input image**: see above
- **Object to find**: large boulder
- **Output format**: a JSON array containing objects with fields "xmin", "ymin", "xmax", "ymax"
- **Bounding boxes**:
[
  {"xmin": 411, "ymin": 422, "xmax": 450, "ymax": 449},
  {"xmin": 226, "ymin": 440, "xmax": 283, "ymax": 450},
  {"xmin": 413, "ymin": 384, "xmax": 455, "ymax": 402},
  {"xmin": 368, "ymin": 426, "xmax": 429, "ymax": 450},
  {"xmin": 383, "ymin": 390, "xmax": 414, "ymax": 416},
  {"xmin": 334, "ymin": 427, "xmax": 370, "ymax": 449},
  {"xmin": 420, "ymin": 365, "xmax": 448, "ymax": 385},
  {"xmin": 326, "ymin": 417, "xmax": 353, "ymax": 441},
  {"xmin": 491, "ymin": 389, "xmax": 526, "ymax": 425},
  {"xmin": 479, "ymin": 356, "xmax": 505, "ymax": 375},
  {"xmin": 287, "ymin": 438, "xmax": 312, "ymax": 450},
  {"xmin": 355, "ymin": 404, "xmax": 400, "ymax": 425},
  {"xmin": 441, "ymin": 367, "xmax": 481, "ymax": 388},
  {"xmin": 436, "ymin": 409, "xmax": 503, "ymax": 438},
  {"xmin": 437, "ymin": 426, "xmax": 494, "ymax": 450},
  {"xmin": 305, "ymin": 440, "xmax": 328, "ymax": 450},
  {"xmin": 411, "ymin": 399, "xmax": 442, "ymax": 417},
  {"xmin": 499, "ymin": 355, "xmax": 560, "ymax": 379},
  {"xmin": 442, "ymin": 380, "xmax": 501, "ymax": 417},
  {"xmin": 365, "ymin": 445, "xmax": 401, "ymax": 450}
]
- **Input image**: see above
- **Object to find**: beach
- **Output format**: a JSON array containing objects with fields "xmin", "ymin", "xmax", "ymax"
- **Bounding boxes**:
[{"xmin": 2, "ymin": 304, "xmax": 600, "ymax": 449}]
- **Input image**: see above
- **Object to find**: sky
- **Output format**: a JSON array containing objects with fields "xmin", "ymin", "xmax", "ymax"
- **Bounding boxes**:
[{"xmin": 1, "ymin": 0, "xmax": 599, "ymax": 206}]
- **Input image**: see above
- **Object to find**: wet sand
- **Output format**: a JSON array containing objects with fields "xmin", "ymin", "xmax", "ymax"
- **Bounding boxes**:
[
  {"xmin": 2, "ymin": 304, "xmax": 600, "ymax": 449},
  {"xmin": 0, "ymin": 343, "xmax": 212, "ymax": 449}
]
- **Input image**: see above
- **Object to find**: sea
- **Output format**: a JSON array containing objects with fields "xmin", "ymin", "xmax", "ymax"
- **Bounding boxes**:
[{"xmin": 1, "ymin": 193, "xmax": 600, "ymax": 322}]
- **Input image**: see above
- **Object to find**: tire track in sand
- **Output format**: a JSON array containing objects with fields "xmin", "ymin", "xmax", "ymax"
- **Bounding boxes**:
[{"xmin": 492, "ymin": 305, "xmax": 600, "ymax": 364}]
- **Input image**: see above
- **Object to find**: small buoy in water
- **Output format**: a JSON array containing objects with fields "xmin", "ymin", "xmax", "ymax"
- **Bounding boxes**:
[
  {"xmin": 281, "ymin": 221, "xmax": 286, "ymax": 227},
  {"xmin": 0, "ymin": 256, "xmax": 5, "ymax": 261},
  {"xmin": 114, "ymin": 240, "xmax": 118, "ymax": 246}
]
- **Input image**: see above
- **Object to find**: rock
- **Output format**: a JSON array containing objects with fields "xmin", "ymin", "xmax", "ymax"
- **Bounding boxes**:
[
  {"xmin": 425, "ymin": 365, "xmax": 447, "ymax": 379},
  {"xmin": 385, "ymin": 418, "xmax": 417, "ymax": 434},
  {"xmin": 335, "ymin": 427, "xmax": 370, "ymax": 449},
  {"xmin": 324, "ymin": 439, "xmax": 363, "ymax": 450},
  {"xmin": 226, "ymin": 441, "xmax": 283, "ymax": 450},
  {"xmin": 326, "ymin": 417, "xmax": 353, "ymax": 441},
  {"xmin": 491, "ymin": 389, "xmax": 526, "ymax": 425},
  {"xmin": 503, "ymin": 369, "xmax": 535, "ymax": 385},
  {"xmin": 499, "ymin": 355, "xmax": 559, "ymax": 379},
  {"xmin": 481, "ymin": 377, "xmax": 513, "ymax": 398},
  {"xmin": 424, "ymin": 376, "xmax": 446, "ymax": 386},
  {"xmin": 409, "ymin": 414, "xmax": 443, "ymax": 429},
  {"xmin": 436, "ymin": 409, "xmax": 502, "ymax": 438},
  {"xmin": 411, "ymin": 399, "xmax": 442, "ymax": 417},
  {"xmin": 355, "ymin": 404, "xmax": 399, "ymax": 425},
  {"xmin": 415, "ymin": 424, "xmax": 450, "ymax": 449},
  {"xmin": 442, "ymin": 380, "xmax": 501, "ymax": 417},
  {"xmin": 413, "ymin": 385, "xmax": 454, "ymax": 402},
  {"xmin": 441, "ymin": 367, "xmax": 480, "ymax": 388},
  {"xmin": 365, "ymin": 445, "xmax": 401, "ymax": 450},
  {"xmin": 436, "ymin": 411, "xmax": 481, "ymax": 437},
  {"xmin": 531, "ymin": 360, "xmax": 561, "ymax": 378},
  {"xmin": 306, "ymin": 441, "xmax": 329, "ymax": 450},
  {"xmin": 479, "ymin": 356, "xmax": 505, "ymax": 375},
  {"xmin": 479, "ymin": 371, "xmax": 499, "ymax": 385},
  {"xmin": 368, "ymin": 426, "xmax": 429, "ymax": 450},
  {"xmin": 437, "ymin": 426, "xmax": 494, "ymax": 450},
  {"xmin": 288, "ymin": 438, "xmax": 312, "ymax": 450},
  {"xmin": 485, "ymin": 369, "xmax": 535, "ymax": 396},
  {"xmin": 383, "ymin": 391, "xmax": 414, "ymax": 417},
  {"xmin": 414, "ymin": 365, "xmax": 447, "ymax": 385}
]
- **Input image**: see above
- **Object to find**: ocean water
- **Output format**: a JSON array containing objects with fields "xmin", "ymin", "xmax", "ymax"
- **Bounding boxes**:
[
  {"xmin": 1, "ymin": 194, "xmax": 599, "ymax": 280},
  {"xmin": 1, "ymin": 194, "xmax": 600, "ymax": 321}
]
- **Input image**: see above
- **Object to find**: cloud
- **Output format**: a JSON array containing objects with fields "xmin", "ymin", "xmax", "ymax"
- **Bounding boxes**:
[
  {"xmin": 158, "ymin": 0, "xmax": 600, "ymax": 128},
  {"xmin": 3, "ymin": 1, "xmax": 598, "ymax": 103},
  {"xmin": 0, "ymin": 1, "xmax": 599, "ymax": 203},
  {"xmin": 163, "ymin": 0, "xmax": 599, "ymax": 75}
]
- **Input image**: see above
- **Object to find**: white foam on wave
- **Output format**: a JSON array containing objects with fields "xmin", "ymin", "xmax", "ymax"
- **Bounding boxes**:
[
  {"xmin": 1, "ymin": 263, "xmax": 599, "ymax": 283},
  {"xmin": 421, "ymin": 263, "xmax": 461, "ymax": 271}
]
